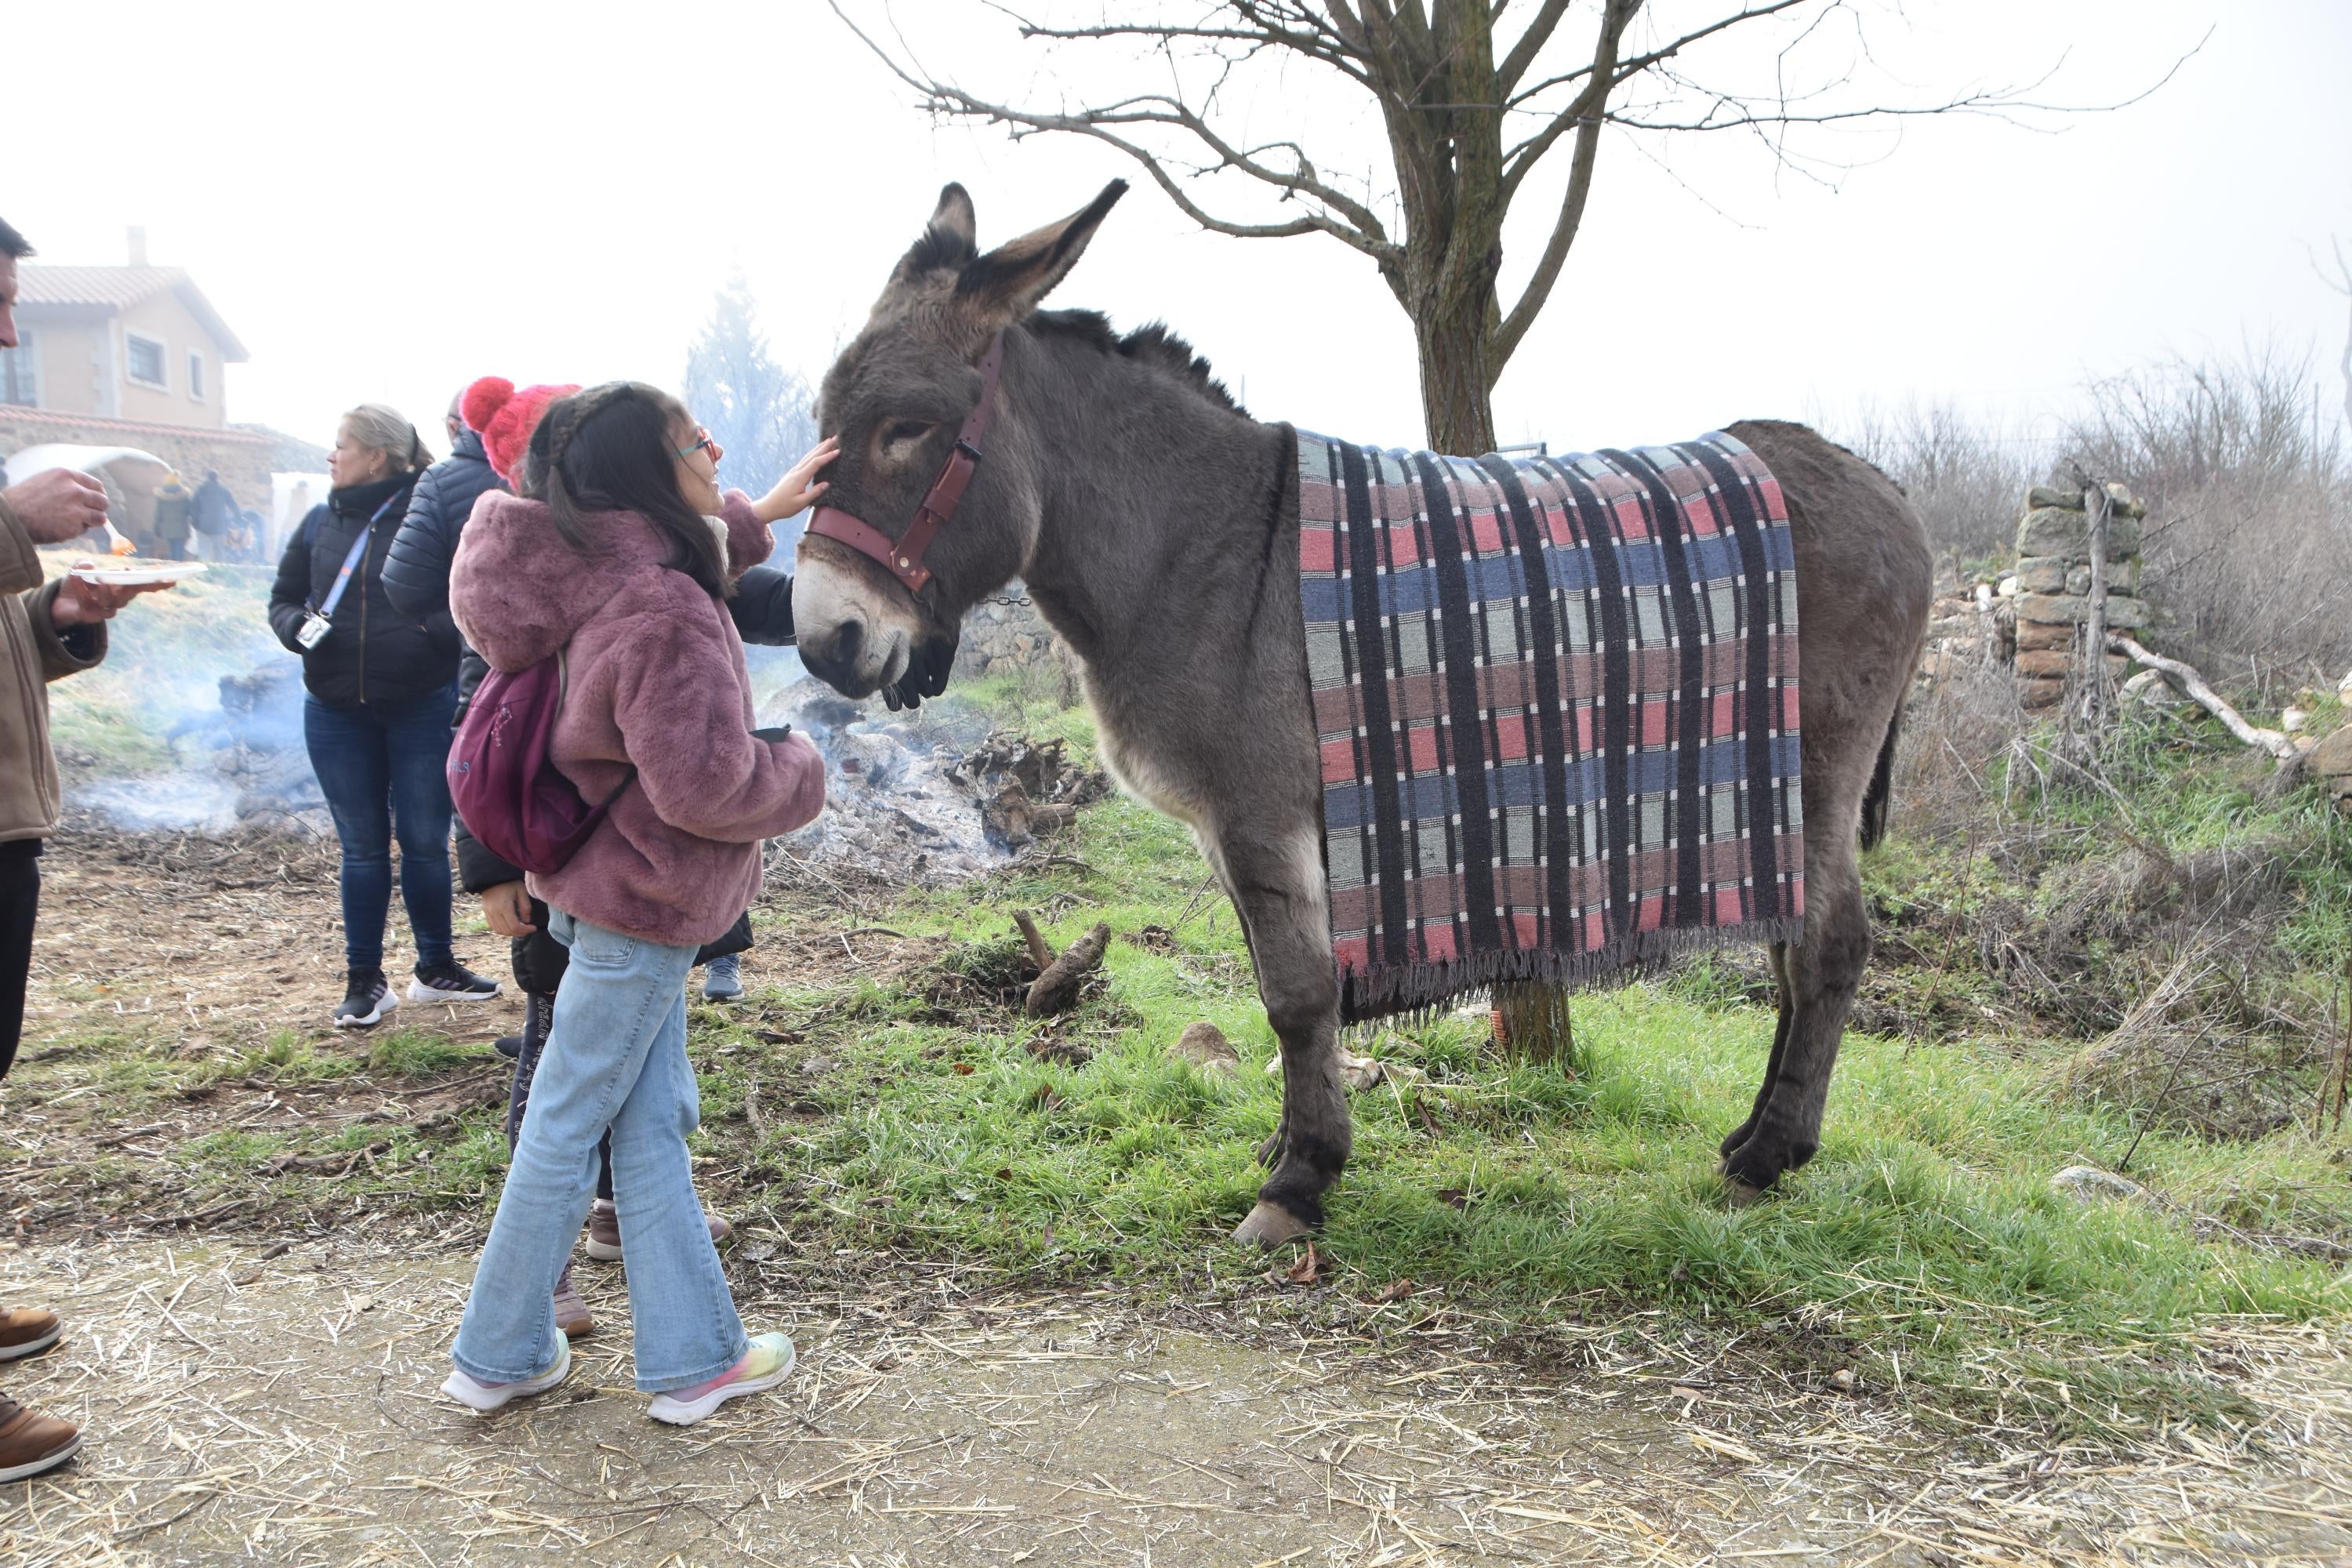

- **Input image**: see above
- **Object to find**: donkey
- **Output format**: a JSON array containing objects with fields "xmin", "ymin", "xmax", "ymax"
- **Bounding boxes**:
[{"xmin": 793, "ymin": 181, "xmax": 1935, "ymax": 1248}]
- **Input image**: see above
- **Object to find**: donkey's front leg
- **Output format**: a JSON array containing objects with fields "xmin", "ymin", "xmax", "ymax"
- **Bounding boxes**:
[{"xmin": 1219, "ymin": 826, "xmax": 1350, "ymax": 1248}]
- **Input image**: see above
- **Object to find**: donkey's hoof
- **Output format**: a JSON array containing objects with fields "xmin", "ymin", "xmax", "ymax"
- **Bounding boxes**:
[
  {"xmin": 1715, "ymin": 1157, "xmax": 1773, "ymax": 1207},
  {"xmin": 1722, "ymin": 1174, "xmax": 1770, "ymax": 1207},
  {"xmin": 1232, "ymin": 1200, "xmax": 1315, "ymax": 1249}
]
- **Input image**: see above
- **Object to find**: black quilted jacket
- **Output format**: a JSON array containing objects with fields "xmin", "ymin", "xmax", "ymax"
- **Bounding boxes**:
[
  {"xmin": 383, "ymin": 426, "xmax": 503, "ymax": 623},
  {"xmin": 267, "ymin": 473, "xmax": 458, "ymax": 707}
]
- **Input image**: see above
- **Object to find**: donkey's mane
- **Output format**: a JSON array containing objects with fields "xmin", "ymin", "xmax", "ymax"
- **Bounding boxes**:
[{"xmin": 1028, "ymin": 309, "xmax": 1247, "ymax": 416}]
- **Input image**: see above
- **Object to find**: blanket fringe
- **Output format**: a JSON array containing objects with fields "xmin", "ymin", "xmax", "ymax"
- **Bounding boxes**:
[{"xmin": 1338, "ymin": 916, "xmax": 1808, "ymax": 1029}]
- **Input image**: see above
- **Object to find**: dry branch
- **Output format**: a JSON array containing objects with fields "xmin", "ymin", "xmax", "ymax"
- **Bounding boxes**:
[
  {"xmin": 1012, "ymin": 910, "xmax": 1055, "ymax": 972},
  {"xmin": 2108, "ymin": 635, "xmax": 2300, "ymax": 767}
]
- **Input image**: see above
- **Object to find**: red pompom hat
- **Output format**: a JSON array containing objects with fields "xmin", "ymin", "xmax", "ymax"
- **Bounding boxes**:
[{"xmin": 460, "ymin": 376, "xmax": 582, "ymax": 488}]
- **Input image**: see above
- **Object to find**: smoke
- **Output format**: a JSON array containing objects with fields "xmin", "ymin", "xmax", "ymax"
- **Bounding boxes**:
[
  {"xmin": 61, "ymin": 568, "xmax": 1028, "ymax": 887},
  {"xmin": 58, "ymin": 566, "xmax": 326, "ymax": 833}
]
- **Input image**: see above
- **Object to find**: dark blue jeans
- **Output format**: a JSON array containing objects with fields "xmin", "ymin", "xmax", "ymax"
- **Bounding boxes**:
[{"xmin": 304, "ymin": 684, "xmax": 459, "ymax": 975}]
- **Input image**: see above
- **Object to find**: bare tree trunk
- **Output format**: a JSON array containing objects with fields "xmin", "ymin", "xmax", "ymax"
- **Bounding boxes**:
[{"xmin": 1415, "ymin": 298, "xmax": 1501, "ymax": 455}]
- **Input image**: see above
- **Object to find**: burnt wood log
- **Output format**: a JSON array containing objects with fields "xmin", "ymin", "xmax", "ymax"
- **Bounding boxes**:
[{"xmin": 1025, "ymin": 921, "xmax": 1111, "ymax": 1017}]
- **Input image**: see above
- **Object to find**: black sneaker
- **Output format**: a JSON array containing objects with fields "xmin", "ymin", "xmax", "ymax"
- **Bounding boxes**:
[
  {"xmin": 335, "ymin": 969, "xmax": 396, "ymax": 1029},
  {"xmin": 408, "ymin": 961, "xmax": 501, "ymax": 1004},
  {"xmin": 493, "ymin": 1033, "xmax": 523, "ymax": 1060}
]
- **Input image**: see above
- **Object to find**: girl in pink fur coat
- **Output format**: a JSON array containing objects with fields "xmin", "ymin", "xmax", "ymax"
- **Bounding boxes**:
[{"xmin": 441, "ymin": 383, "xmax": 831, "ymax": 1424}]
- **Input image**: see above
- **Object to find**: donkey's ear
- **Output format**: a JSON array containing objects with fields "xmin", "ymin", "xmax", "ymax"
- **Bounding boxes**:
[
  {"xmin": 955, "ymin": 180, "xmax": 1127, "ymax": 328},
  {"xmin": 891, "ymin": 183, "xmax": 981, "ymax": 284}
]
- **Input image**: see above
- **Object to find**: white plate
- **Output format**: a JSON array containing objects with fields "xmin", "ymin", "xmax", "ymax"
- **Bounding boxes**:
[{"xmin": 70, "ymin": 561, "xmax": 209, "ymax": 585}]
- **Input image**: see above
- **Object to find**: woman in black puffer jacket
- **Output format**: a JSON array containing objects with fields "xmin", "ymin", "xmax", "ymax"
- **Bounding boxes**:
[{"xmin": 268, "ymin": 403, "xmax": 498, "ymax": 1028}]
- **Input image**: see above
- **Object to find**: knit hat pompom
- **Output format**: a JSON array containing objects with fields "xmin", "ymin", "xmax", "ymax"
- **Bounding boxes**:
[
  {"xmin": 465, "ymin": 377, "xmax": 582, "ymax": 487},
  {"xmin": 459, "ymin": 376, "xmax": 515, "ymax": 436}
]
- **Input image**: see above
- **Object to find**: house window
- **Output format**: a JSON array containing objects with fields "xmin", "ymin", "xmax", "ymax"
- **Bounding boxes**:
[
  {"xmin": 187, "ymin": 350, "xmax": 205, "ymax": 401},
  {"xmin": 125, "ymin": 331, "xmax": 168, "ymax": 390},
  {"xmin": 0, "ymin": 328, "xmax": 35, "ymax": 407}
]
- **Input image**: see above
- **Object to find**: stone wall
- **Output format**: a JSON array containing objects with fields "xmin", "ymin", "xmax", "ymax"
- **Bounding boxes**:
[
  {"xmin": 0, "ymin": 405, "xmax": 278, "ymax": 521},
  {"xmin": 2005, "ymin": 483, "xmax": 2147, "ymax": 710},
  {"xmin": 959, "ymin": 589, "xmax": 1071, "ymax": 680}
]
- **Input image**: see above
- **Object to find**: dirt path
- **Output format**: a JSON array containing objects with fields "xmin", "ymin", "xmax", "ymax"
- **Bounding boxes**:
[{"xmin": 3, "ymin": 1229, "xmax": 2350, "ymax": 1568}]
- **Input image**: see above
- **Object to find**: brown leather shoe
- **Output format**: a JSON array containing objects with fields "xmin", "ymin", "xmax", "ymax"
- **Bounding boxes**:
[
  {"xmin": 553, "ymin": 1261, "xmax": 594, "ymax": 1340},
  {"xmin": 0, "ymin": 1395, "xmax": 81, "ymax": 1482},
  {"xmin": 0, "ymin": 1307, "xmax": 62, "ymax": 1363},
  {"xmin": 583, "ymin": 1203, "xmax": 731, "ymax": 1262},
  {"xmin": 585, "ymin": 1200, "xmax": 622, "ymax": 1261}
]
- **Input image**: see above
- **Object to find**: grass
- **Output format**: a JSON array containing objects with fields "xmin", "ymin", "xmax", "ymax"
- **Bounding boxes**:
[{"xmin": 654, "ymin": 783, "xmax": 2350, "ymax": 1439}]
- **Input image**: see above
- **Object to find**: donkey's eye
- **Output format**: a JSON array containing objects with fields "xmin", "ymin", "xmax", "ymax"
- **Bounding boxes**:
[{"xmin": 884, "ymin": 419, "xmax": 936, "ymax": 448}]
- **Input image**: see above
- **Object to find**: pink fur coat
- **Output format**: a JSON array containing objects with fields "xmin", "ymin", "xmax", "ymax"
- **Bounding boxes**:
[{"xmin": 449, "ymin": 489, "xmax": 824, "ymax": 947}]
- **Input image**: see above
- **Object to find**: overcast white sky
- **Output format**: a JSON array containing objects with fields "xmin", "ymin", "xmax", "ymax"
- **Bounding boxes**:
[{"xmin": 11, "ymin": 1, "xmax": 2349, "ymax": 469}]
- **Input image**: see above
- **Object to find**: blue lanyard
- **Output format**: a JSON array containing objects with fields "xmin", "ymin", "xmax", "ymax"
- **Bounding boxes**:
[{"xmin": 316, "ymin": 494, "xmax": 401, "ymax": 620}]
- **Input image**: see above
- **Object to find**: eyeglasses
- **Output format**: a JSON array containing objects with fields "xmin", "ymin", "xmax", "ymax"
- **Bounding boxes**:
[{"xmin": 676, "ymin": 426, "xmax": 723, "ymax": 467}]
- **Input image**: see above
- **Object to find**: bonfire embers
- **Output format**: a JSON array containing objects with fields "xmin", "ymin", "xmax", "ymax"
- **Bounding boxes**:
[
  {"xmin": 949, "ymin": 733, "xmax": 1108, "ymax": 851},
  {"xmin": 757, "ymin": 677, "xmax": 1109, "ymax": 884}
]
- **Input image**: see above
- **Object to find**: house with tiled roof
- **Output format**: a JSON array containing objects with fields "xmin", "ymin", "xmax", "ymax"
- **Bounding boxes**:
[{"xmin": 0, "ymin": 228, "xmax": 283, "ymax": 543}]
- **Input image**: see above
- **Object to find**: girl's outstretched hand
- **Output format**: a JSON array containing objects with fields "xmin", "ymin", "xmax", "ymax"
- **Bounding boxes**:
[{"xmin": 753, "ymin": 435, "xmax": 840, "ymax": 524}]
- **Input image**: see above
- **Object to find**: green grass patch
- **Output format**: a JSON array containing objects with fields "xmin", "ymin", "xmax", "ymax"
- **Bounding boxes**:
[{"xmin": 675, "ymin": 793, "xmax": 2352, "ymax": 1438}]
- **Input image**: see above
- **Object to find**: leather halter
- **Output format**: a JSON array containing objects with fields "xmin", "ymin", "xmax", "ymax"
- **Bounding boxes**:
[{"xmin": 805, "ymin": 331, "xmax": 1005, "ymax": 597}]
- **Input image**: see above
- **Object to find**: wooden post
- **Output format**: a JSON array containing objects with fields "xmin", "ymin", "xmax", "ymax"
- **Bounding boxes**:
[{"xmin": 2082, "ymin": 482, "xmax": 2112, "ymax": 730}]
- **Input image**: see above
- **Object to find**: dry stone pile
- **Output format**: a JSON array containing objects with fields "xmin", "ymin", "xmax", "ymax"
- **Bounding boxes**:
[
  {"xmin": 959, "ymin": 588, "xmax": 1077, "ymax": 682},
  {"xmin": 2003, "ymin": 483, "xmax": 2148, "ymax": 710}
]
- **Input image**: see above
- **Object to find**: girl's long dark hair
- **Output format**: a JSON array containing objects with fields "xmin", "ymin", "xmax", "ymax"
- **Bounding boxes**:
[{"xmin": 528, "ymin": 382, "xmax": 728, "ymax": 598}]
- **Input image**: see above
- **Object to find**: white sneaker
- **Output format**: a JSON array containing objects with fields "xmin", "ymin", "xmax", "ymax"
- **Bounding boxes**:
[
  {"xmin": 408, "ymin": 961, "xmax": 501, "ymax": 1004},
  {"xmin": 646, "ymin": 1332, "xmax": 795, "ymax": 1425},
  {"xmin": 441, "ymin": 1337, "xmax": 571, "ymax": 1414}
]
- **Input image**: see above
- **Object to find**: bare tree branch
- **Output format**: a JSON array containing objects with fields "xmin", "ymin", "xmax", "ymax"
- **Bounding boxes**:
[
  {"xmin": 830, "ymin": 0, "xmax": 1403, "ymax": 269},
  {"xmin": 829, "ymin": 0, "xmax": 2201, "ymax": 455},
  {"xmin": 1491, "ymin": 0, "xmax": 1636, "ymax": 376}
]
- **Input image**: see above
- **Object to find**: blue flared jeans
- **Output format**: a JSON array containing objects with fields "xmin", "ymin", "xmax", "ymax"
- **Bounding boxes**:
[{"xmin": 451, "ymin": 909, "xmax": 747, "ymax": 1392}]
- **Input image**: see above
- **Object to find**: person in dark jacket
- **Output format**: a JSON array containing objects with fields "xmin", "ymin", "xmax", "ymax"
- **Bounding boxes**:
[
  {"xmin": 383, "ymin": 390, "xmax": 506, "ymax": 626},
  {"xmin": 149, "ymin": 473, "xmax": 193, "ymax": 561},
  {"xmin": 189, "ymin": 470, "xmax": 238, "ymax": 557},
  {"xmin": 268, "ymin": 402, "xmax": 498, "ymax": 1027}
]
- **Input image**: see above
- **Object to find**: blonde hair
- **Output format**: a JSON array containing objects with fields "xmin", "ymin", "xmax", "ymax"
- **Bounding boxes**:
[{"xmin": 339, "ymin": 403, "xmax": 434, "ymax": 475}]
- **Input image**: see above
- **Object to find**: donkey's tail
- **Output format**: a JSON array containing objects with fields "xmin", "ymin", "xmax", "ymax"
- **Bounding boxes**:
[{"xmin": 1858, "ymin": 710, "xmax": 1900, "ymax": 852}]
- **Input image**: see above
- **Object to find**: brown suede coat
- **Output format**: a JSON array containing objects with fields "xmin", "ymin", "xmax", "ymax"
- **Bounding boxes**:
[{"xmin": 0, "ymin": 497, "xmax": 107, "ymax": 844}]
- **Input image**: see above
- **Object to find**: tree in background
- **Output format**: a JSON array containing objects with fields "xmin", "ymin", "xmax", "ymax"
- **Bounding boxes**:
[
  {"xmin": 684, "ymin": 273, "xmax": 820, "ymax": 550},
  {"xmin": 837, "ymin": 1, "xmax": 2187, "ymax": 457}
]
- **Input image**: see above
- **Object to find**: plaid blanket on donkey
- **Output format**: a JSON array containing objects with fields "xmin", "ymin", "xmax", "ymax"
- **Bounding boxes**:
[{"xmin": 1296, "ymin": 430, "xmax": 1806, "ymax": 1024}]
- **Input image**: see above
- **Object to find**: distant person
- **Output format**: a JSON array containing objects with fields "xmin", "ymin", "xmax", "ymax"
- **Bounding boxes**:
[
  {"xmin": 0, "ymin": 211, "xmax": 174, "ymax": 1485},
  {"xmin": 231, "ymin": 508, "xmax": 262, "ymax": 564},
  {"xmin": 150, "ymin": 471, "xmax": 193, "ymax": 561},
  {"xmin": 441, "ymin": 382, "xmax": 826, "ymax": 1423},
  {"xmin": 189, "ymin": 470, "xmax": 237, "ymax": 558},
  {"xmin": 278, "ymin": 478, "xmax": 313, "ymax": 557},
  {"xmin": 267, "ymin": 403, "xmax": 497, "ymax": 1027}
]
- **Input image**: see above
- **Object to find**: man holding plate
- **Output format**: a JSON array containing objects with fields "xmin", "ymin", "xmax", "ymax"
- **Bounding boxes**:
[{"xmin": 0, "ymin": 213, "xmax": 173, "ymax": 1483}]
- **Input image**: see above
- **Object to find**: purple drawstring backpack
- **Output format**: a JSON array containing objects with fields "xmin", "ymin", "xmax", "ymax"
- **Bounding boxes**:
[{"xmin": 446, "ymin": 651, "xmax": 635, "ymax": 874}]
